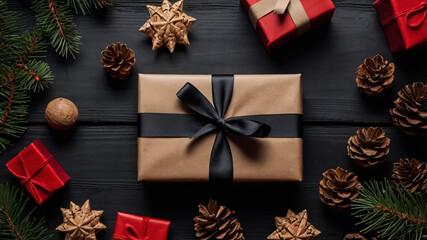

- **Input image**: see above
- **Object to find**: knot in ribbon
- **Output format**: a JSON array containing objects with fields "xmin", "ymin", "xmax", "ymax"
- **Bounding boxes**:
[
  {"xmin": 273, "ymin": 0, "xmax": 291, "ymax": 15},
  {"xmin": 176, "ymin": 76, "xmax": 271, "ymax": 181},
  {"xmin": 12, "ymin": 153, "xmax": 55, "ymax": 203},
  {"xmin": 248, "ymin": 0, "xmax": 310, "ymax": 34},
  {"xmin": 381, "ymin": 0, "xmax": 427, "ymax": 28}
]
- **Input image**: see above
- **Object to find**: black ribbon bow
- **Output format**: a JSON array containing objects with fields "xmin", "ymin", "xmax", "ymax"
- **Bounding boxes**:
[{"xmin": 176, "ymin": 75, "xmax": 271, "ymax": 181}]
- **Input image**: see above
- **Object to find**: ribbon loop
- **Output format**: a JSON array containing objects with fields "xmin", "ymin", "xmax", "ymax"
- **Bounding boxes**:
[
  {"xmin": 121, "ymin": 220, "xmax": 150, "ymax": 240},
  {"xmin": 125, "ymin": 223, "xmax": 142, "ymax": 240},
  {"xmin": 405, "ymin": 2, "xmax": 427, "ymax": 28},
  {"xmin": 176, "ymin": 75, "xmax": 271, "ymax": 181},
  {"xmin": 380, "ymin": 1, "xmax": 427, "ymax": 28},
  {"xmin": 176, "ymin": 83, "xmax": 219, "ymax": 120}
]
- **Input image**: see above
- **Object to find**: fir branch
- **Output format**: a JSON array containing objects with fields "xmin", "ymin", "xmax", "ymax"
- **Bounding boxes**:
[
  {"xmin": 0, "ymin": 70, "xmax": 29, "ymax": 151},
  {"xmin": 12, "ymin": 31, "xmax": 53, "ymax": 92},
  {"xmin": 352, "ymin": 179, "xmax": 427, "ymax": 240},
  {"xmin": 0, "ymin": 72, "xmax": 30, "ymax": 151},
  {"xmin": 0, "ymin": 1, "xmax": 22, "ymax": 41},
  {"xmin": 376, "ymin": 205, "xmax": 427, "ymax": 225},
  {"xmin": 0, "ymin": 1, "xmax": 52, "ymax": 152},
  {"xmin": 0, "ymin": 72, "xmax": 17, "ymax": 131},
  {"xmin": 0, "ymin": 184, "xmax": 52, "ymax": 240},
  {"xmin": 17, "ymin": 60, "xmax": 53, "ymax": 92},
  {"xmin": 15, "ymin": 31, "xmax": 48, "ymax": 62},
  {"xmin": 33, "ymin": 0, "xmax": 81, "ymax": 58},
  {"xmin": 67, "ymin": 0, "xmax": 112, "ymax": 15}
]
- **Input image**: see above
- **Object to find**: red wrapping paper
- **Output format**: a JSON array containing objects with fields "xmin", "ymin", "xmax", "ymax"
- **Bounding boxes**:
[
  {"xmin": 374, "ymin": 0, "xmax": 427, "ymax": 52},
  {"xmin": 113, "ymin": 212, "xmax": 171, "ymax": 240},
  {"xmin": 241, "ymin": 0, "xmax": 335, "ymax": 51},
  {"xmin": 5, "ymin": 139, "xmax": 70, "ymax": 205}
]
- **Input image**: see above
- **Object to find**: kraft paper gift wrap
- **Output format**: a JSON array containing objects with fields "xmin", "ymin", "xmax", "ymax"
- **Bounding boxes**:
[{"xmin": 137, "ymin": 74, "xmax": 303, "ymax": 182}]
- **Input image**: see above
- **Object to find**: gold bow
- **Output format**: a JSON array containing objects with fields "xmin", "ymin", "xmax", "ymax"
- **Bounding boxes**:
[{"xmin": 248, "ymin": 0, "xmax": 310, "ymax": 35}]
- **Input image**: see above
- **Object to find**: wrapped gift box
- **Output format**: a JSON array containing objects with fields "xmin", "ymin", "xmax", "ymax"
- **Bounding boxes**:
[
  {"xmin": 138, "ymin": 74, "xmax": 303, "ymax": 182},
  {"xmin": 6, "ymin": 139, "xmax": 70, "ymax": 204},
  {"xmin": 241, "ymin": 0, "xmax": 335, "ymax": 51},
  {"xmin": 374, "ymin": 0, "xmax": 427, "ymax": 52},
  {"xmin": 113, "ymin": 212, "xmax": 170, "ymax": 240}
]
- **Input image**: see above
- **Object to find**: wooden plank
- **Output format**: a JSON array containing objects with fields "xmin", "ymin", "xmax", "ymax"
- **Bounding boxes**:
[
  {"xmin": 5, "ymin": 0, "xmax": 424, "ymax": 124},
  {"xmin": 0, "ymin": 125, "xmax": 424, "ymax": 239}
]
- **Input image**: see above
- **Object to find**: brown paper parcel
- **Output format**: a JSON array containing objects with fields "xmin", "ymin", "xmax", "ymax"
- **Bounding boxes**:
[{"xmin": 137, "ymin": 74, "xmax": 303, "ymax": 182}]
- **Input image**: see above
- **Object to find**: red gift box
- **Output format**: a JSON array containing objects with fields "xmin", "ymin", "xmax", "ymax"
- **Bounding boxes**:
[
  {"xmin": 113, "ymin": 212, "xmax": 171, "ymax": 240},
  {"xmin": 374, "ymin": 0, "xmax": 427, "ymax": 52},
  {"xmin": 5, "ymin": 139, "xmax": 70, "ymax": 205},
  {"xmin": 241, "ymin": 0, "xmax": 335, "ymax": 51}
]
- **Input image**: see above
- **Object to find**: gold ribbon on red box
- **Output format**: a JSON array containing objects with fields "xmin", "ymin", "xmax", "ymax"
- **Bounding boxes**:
[{"xmin": 248, "ymin": 0, "xmax": 310, "ymax": 35}]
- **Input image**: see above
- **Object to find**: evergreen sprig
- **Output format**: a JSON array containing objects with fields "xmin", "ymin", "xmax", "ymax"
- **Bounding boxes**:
[
  {"xmin": 67, "ymin": 0, "xmax": 112, "ymax": 15},
  {"xmin": 352, "ymin": 179, "xmax": 427, "ymax": 240},
  {"xmin": 31, "ymin": 0, "xmax": 112, "ymax": 58},
  {"xmin": 0, "ymin": 71, "xmax": 30, "ymax": 151},
  {"xmin": 0, "ymin": 0, "xmax": 53, "ymax": 152},
  {"xmin": 0, "ymin": 184, "xmax": 52, "ymax": 240},
  {"xmin": 33, "ymin": 0, "xmax": 81, "ymax": 59}
]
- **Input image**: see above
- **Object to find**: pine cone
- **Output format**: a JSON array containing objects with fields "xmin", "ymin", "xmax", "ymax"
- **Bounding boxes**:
[
  {"xmin": 392, "ymin": 158, "xmax": 427, "ymax": 193},
  {"xmin": 100, "ymin": 42, "xmax": 136, "ymax": 80},
  {"xmin": 355, "ymin": 54, "xmax": 395, "ymax": 96},
  {"xmin": 347, "ymin": 127, "xmax": 390, "ymax": 168},
  {"xmin": 194, "ymin": 199, "xmax": 244, "ymax": 240},
  {"xmin": 390, "ymin": 82, "xmax": 427, "ymax": 135},
  {"xmin": 319, "ymin": 167, "xmax": 361, "ymax": 211}
]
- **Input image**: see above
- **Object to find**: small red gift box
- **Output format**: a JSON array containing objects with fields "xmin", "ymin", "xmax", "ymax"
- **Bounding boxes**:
[
  {"xmin": 374, "ymin": 0, "xmax": 427, "ymax": 52},
  {"xmin": 113, "ymin": 212, "xmax": 171, "ymax": 240},
  {"xmin": 241, "ymin": 0, "xmax": 335, "ymax": 51},
  {"xmin": 5, "ymin": 139, "xmax": 70, "ymax": 205}
]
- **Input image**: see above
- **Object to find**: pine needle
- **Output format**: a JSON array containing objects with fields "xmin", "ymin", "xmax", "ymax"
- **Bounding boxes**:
[
  {"xmin": 0, "ymin": 184, "xmax": 52, "ymax": 240},
  {"xmin": 352, "ymin": 179, "xmax": 427, "ymax": 240},
  {"xmin": 33, "ymin": 0, "xmax": 82, "ymax": 58},
  {"xmin": 0, "ymin": 0, "xmax": 53, "ymax": 152},
  {"xmin": 67, "ymin": 0, "xmax": 112, "ymax": 15}
]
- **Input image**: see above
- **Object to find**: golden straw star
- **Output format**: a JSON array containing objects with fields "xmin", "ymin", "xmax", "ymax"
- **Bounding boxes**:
[
  {"xmin": 268, "ymin": 209, "xmax": 321, "ymax": 240},
  {"xmin": 56, "ymin": 200, "xmax": 106, "ymax": 240},
  {"xmin": 139, "ymin": 0, "xmax": 196, "ymax": 53}
]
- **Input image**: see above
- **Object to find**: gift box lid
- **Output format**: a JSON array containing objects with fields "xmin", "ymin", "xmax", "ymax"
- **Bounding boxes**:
[
  {"xmin": 137, "ymin": 74, "xmax": 303, "ymax": 182},
  {"xmin": 6, "ymin": 139, "xmax": 70, "ymax": 204},
  {"xmin": 113, "ymin": 212, "xmax": 171, "ymax": 240}
]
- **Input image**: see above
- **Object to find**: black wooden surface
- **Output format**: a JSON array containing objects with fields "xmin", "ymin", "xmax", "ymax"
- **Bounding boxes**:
[{"xmin": 1, "ymin": 0, "xmax": 426, "ymax": 239}]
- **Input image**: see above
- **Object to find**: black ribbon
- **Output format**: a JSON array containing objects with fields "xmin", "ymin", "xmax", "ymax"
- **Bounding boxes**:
[
  {"xmin": 176, "ymin": 75, "xmax": 271, "ymax": 181},
  {"xmin": 138, "ymin": 75, "xmax": 302, "ymax": 182}
]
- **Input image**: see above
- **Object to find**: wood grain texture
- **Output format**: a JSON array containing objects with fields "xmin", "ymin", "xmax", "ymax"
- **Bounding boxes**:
[
  {"xmin": 2, "ymin": 0, "xmax": 427, "ymax": 240},
  {"xmin": 9, "ymin": 0, "xmax": 426, "ymax": 124},
  {"xmin": 0, "ymin": 125, "xmax": 425, "ymax": 239}
]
